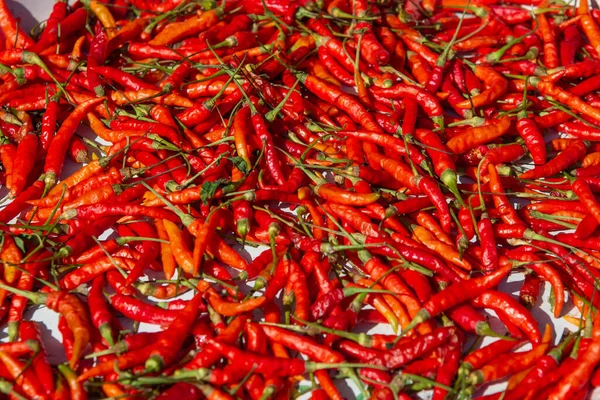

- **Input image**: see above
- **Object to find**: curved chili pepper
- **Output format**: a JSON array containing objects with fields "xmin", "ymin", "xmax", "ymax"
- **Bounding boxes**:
[
  {"xmin": 88, "ymin": 275, "xmax": 114, "ymax": 346},
  {"xmin": 44, "ymin": 97, "xmax": 105, "ymax": 190},
  {"xmin": 519, "ymin": 140, "xmax": 587, "ymax": 180},
  {"xmin": 472, "ymin": 290, "xmax": 541, "ymax": 344},
  {"xmin": 110, "ymin": 293, "xmax": 177, "ymax": 326},
  {"xmin": 447, "ymin": 116, "xmax": 511, "ymax": 154},
  {"xmin": 468, "ymin": 326, "xmax": 551, "ymax": 385},
  {"xmin": 403, "ymin": 265, "xmax": 511, "ymax": 332},
  {"xmin": 18, "ymin": 322, "xmax": 54, "ymax": 394},
  {"xmin": 456, "ymin": 66, "xmax": 508, "ymax": 109}
]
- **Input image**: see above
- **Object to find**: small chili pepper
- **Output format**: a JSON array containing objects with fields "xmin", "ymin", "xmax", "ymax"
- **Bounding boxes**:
[
  {"xmin": 145, "ymin": 293, "xmax": 205, "ymax": 372},
  {"xmin": 519, "ymin": 272, "xmax": 541, "ymax": 309}
]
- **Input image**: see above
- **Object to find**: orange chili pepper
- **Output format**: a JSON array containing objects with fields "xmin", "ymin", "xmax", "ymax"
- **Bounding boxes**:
[
  {"xmin": 205, "ymin": 288, "xmax": 265, "ymax": 317},
  {"xmin": 162, "ymin": 219, "xmax": 195, "ymax": 275},
  {"xmin": 149, "ymin": 10, "xmax": 219, "ymax": 46},
  {"xmin": 583, "ymin": 151, "xmax": 600, "ymax": 167},
  {"xmin": 232, "ymin": 105, "xmax": 252, "ymax": 168},
  {"xmin": 90, "ymin": 0, "xmax": 117, "ymax": 38},
  {"xmin": 412, "ymin": 225, "xmax": 473, "ymax": 271},
  {"xmin": 455, "ymin": 66, "xmax": 507, "ymax": 109},
  {"xmin": 447, "ymin": 116, "xmax": 511, "ymax": 154},
  {"xmin": 0, "ymin": 236, "xmax": 21, "ymax": 285}
]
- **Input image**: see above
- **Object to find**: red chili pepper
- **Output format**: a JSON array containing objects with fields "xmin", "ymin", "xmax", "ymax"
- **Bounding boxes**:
[
  {"xmin": 560, "ymin": 25, "xmax": 581, "ymax": 66},
  {"xmin": 0, "ymin": 350, "xmax": 47, "ymax": 399},
  {"xmin": 6, "ymin": 132, "xmax": 37, "ymax": 197},
  {"xmin": 478, "ymin": 213, "xmax": 499, "ymax": 271},
  {"xmin": 110, "ymin": 293, "xmax": 178, "ymax": 326},
  {"xmin": 145, "ymin": 293, "xmax": 205, "ymax": 372},
  {"xmin": 403, "ymin": 265, "xmax": 511, "ymax": 331},
  {"xmin": 19, "ymin": 321, "xmax": 54, "ymax": 394},
  {"xmin": 433, "ymin": 336, "xmax": 462, "ymax": 400},
  {"xmin": 505, "ymin": 333, "xmax": 575, "ymax": 399},
  {"xmin": 519, "ymin": 140, "xmax": 587, "ymax": 180},
  {"xmin": 468, "ymin": 326, "xmax": 552, "ymax": 385},
  {"xmin": 88, "ymin": 275, "xmax": 115, "ymax": 346},
  {"xmin": 43, "ymin": 97, "xmax": 105, "ymax": 190},
  {"xmin": 377, "ymin": 327, "xmax": 456, "ymax": 369},
  {"xmin": 472, "ymin": 290, "xmax": 541, "ymax": 344}
]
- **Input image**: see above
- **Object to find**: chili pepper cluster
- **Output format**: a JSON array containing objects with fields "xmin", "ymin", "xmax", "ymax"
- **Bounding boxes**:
[{"xmin": 3, "ymin": 0, "xmax": 600, "ymax": 398}]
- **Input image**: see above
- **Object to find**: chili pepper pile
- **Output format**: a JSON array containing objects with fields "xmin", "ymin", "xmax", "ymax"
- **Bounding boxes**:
[{"xmin": 5, "ymin": 0, "xmax": 600, "ymax": 398}]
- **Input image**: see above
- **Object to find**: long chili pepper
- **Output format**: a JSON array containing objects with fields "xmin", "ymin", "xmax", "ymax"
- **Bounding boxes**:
[
  {"xmin": 123, "ymin": 221, "xmax": 160, "ymax": 285},
  {"xmin": 7, "ymin": 132, "xmax": 37, "ymax": 198},
  {"xmin": 461, "ymin": 338, "xmax": 524, "ymax": 375},
  {"xmin": 209, "ymin": 339, "xmax": 372, "ymax": 378},
  {"xmin": 447, "ymin": 116, "xmax": 511, "ymax": 154},
  {"xmin": 18, "ymin": 322, "xmax": 54, "ymax": 394},
  {"xmin": 144, "ymin": 293, "xmax": 205, "ymax": 372},
  {"xmin": 296, "ymin": 72, "xmax": 381, "ymax": 132},
  {"xmin": 532, "ymin": 77, "xmax": 600, "ymax": 124},
  {"xmin": 537, "ymin": 13, "xmax": 559, "ymax": 69},
  {"xmin": 503, "ymin": 333, "xmax": 575, "ymax": 399},
  {"xmin": 7, "ymin": 267, "xmax": 34, "ymax": 342},
  {"xmin": 43, "ymin": 97, "xmax": 106, "ymax": 190},
  {"xmin": 572, "ymin": 179, "xmax": 600, "ymax": 225},
  {"xmin": 363, "ymin": 236, "xmax": 463, "ymax": 283},
  {"xmin": 478, "ymin": 213, "xmax": 499, "ymax": 271},
  {"xmin": 401, "ymin": 265, "xmax": 512, "ymax": 333},
  {"xmin": 519, "ymin": 140, "xmax": 587, "ymax": 179},
  {"xmin": 62, "ymin": 203, "xmax": 178, "ymax": 222},
  {"xmin": 77, "ymin": 340, "xmax": 156, "ymax": 382},
  {"xmin": 0, "ymin": 0, "xmax": 34, "ymax": 49},
  {"xmin": 433, "ymin": 336, "xmax": 462, "ymax": 400},
  {"xmin": 468, "ymin": 325, "xmax": 552, "ymax": 387},
  {"xmin": 357, "ymin": 251, "xmax": 422, "ymax": 319},
  {"xmin": 414, "ymin": 128, "xmax": 462, "ymax": 200},
  {"xmin": 58, "ymin": 364, "xmax": 86, "ymax": 400},
  {"xmin": 456, "ymin": 66, "xmax": 508, "ymax": 109},
  {"xmin": 335, "ymin": 129, "xmax": 429, "ymax": 168},
  {"xmin": 516, "ymin": 110, "xmax": 546, "ymax": 165},
  {"xmin": 110, "ymin": 293, "xmax": 178, "ymax": 326},
  {"xmin": 88, "ymin": 275, "xmax": 115, "ymax": 346},
  {"xmin": 487, "ymin": 164, "xmax": 523, "ymax": 225},
  {"xmin": 261, "ymin": 325, "xmax": 343, "ymax": 363},
  {"xmin": 472, "ymin": 290, "xmax": 541, "ymax": 344},
  {"xmin": 378, "ymin": 327, "xmax": 456, "ymax": 368},
  {"xmin": 366, "ymin": 152, "xmax": 451, "ymax": 230},
  {"xmin": 412, "ymin": 225, "xmax": 472, "ymax": 271}
]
